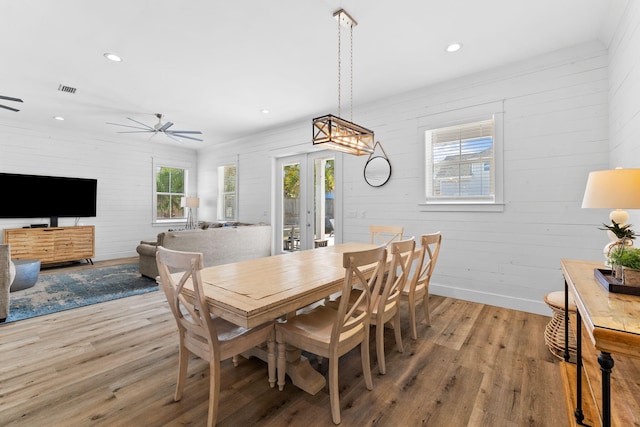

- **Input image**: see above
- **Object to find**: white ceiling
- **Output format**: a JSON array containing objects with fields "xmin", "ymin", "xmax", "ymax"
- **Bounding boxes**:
[{"xmin": 0, "ymin": 0, "xmax": 623, "ymax": 149}]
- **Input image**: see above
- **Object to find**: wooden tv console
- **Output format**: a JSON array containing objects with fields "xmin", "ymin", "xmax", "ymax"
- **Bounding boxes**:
[{"xmin": 3, "ymin": 226, "xmax": 95, "ymax": 264}]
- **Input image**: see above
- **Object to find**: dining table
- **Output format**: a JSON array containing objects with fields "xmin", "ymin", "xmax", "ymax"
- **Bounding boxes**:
[{"xmin": 179, "ymin": 241, "xmax": 380, "ymax": 395}]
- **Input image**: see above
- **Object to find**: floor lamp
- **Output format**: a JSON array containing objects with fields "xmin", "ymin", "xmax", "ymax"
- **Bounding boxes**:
[
  {"xmin": 582, "ymin": 168, "xmax": 640, "ymax": 264},
  {"xmin": 181, "ymin": 197, "xmax": 200, "ymax": 230}
]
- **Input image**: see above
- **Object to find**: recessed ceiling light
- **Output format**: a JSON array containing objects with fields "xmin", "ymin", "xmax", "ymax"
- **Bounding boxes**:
[
  {"xmin": 53, "ymin": 116, "xmax": 65, "ymax": 121},
  {"xmin": 103, "ymin": 52, "xmax": 122, "ymax": 62},
  {"xmin": 446, "ymin": 43, "xmax": 462, "ymax": 53},
  {"xmin": 261, "ymin": 109, "xmax": 270, "ymax": 114}
]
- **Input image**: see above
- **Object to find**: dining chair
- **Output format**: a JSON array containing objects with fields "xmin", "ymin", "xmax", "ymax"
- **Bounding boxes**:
[
  {"xmin": 401, "ymin": 232, "xmax": 442, "ymax": 339},
  {"xmin": 369, "ymin": 225, "xmax": 404, "ymax": 246},
  {"xmin": 367, "ymin": 237, "xmax": 415, "ymax": 374},
  {"xmin": 156, "ymin": 246, "xmax": 276, "ymax": 427},
  {"xmin": 326, "ymin": 237, "xmax": 415, "ymax": 375},
  {"xmin": 275, "ymin": 245, "xmax": 387, "ymax": 424}
]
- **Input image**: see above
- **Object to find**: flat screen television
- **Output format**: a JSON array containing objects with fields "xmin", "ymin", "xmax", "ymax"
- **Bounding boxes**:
[{"xmin": 0, "ymin": 172, "xmax": 97, "ymax": 227}]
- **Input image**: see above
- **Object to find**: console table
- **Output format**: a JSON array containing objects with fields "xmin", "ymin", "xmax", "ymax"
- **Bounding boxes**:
[
  {"xmin": 560, "ymin": 259, "xmax": 640, "ymax": 427},
  {"xmin": 3, "ymin": 226, "xmax": 95, "ymax": 264}
]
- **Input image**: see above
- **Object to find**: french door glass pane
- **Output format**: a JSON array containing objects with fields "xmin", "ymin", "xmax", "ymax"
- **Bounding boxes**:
[{"xmin": 282, "ymin": 162, "xmax": 301, "ymax": 252}]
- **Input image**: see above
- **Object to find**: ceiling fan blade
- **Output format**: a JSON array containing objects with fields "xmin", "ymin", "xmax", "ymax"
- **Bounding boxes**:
[
  {"xmin": 159, "ymin": 121, "xmax": 174, "ymax": 132},
  {"xmin": 167, "ymin": 130, "xmax": 202, "ymax": 134},
  {"xmin": 170, "ymin": 133, "xmax": 203, "ymax": 142},
  {"xmin": 164, "ymin": 133, "xmax": 184, "ymax": 144},
  {"xmin": 116, "ymin": 130, "xmax": 157, "ymax": 134},
  {"xmin": 126, "ymin": 117, "xmax": 155, "ymax": 130},
  {"xmin": 0, "ymin": 104, "xmax": 20, "ymax": 112},
  {"xmin": 0, "ymin": 95, "xmax": 23, "ymax": 103},
  {"xmin": 106, "ymin": 122, "xmax": 153, "ymax": 131}
]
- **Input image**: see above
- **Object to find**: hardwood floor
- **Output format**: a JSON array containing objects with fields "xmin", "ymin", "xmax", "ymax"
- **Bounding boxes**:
[{"xmin": 0, "ymin": 259, "xmax": 568, "ymax": 426}]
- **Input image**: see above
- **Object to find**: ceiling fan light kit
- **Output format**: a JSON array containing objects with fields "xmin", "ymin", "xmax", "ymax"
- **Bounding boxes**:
[{"xmin": 311, "ymin": 8, "xmax": 375, "ymax": 156}]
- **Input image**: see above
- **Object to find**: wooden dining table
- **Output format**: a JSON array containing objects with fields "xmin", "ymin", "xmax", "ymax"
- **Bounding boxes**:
[{"xmin": 179, "ymin": 242, "xmax": 379, "ymax": 395}]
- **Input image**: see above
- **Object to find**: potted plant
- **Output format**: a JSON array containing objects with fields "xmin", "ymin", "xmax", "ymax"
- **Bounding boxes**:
[
  {"xmin": 599, "ymin": 220, "xmax": 637, "ymax": 267},
  {"xmin": 609, "ymin": 246, "xmax": 640, "ymax": 286}
]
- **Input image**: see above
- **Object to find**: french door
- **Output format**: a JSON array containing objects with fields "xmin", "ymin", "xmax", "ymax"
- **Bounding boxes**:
[{"xmin": 276, "ymin": 151, "xmax": 339, "ymax": 253}]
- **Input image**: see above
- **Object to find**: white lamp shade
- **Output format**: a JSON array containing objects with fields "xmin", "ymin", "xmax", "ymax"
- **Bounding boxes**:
[
  {"xmin": 180, "ymin": 197, "xmax": 200, "ymax": 208},
  {"xmin": 581, "ymin": 169, "xmax": 640, "ymax": 209}
]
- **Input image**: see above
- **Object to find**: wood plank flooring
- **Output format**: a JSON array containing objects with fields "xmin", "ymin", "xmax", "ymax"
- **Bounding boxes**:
[{"xmin": 0, "ymin": 259, "xmax": 569, "ymax": 426}]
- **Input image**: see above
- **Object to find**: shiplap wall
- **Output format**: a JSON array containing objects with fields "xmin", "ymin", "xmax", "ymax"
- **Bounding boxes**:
[
  {"xmin": 0, "ymin": 123, "xmax": 197, "ymax": 260},
  {"xmin": 198, "ymin": 41, "xmax": 611, "ymax": 315},
  {"xmin": 609, "ymin": 1, "xmax": 640, "ymax": 228}
]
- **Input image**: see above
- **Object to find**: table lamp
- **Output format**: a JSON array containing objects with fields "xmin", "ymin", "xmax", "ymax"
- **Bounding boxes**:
[
  {"xmin": 181, "ymin": 196, "xmax": 200, "ymax": 230},
  {"xmin": 581, "ymin": 168, "xmax": 640, "ymax": 263}
]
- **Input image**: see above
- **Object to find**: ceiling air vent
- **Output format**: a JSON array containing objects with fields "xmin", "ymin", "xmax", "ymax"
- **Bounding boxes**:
[{"xmin": 57, "ymin": 84, "xmax": 77, "ymax": 94}]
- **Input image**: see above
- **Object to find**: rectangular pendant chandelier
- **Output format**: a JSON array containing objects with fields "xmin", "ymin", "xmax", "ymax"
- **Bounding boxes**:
[{"xmin": 312, "ymin": 114, "xmax": 374, "ymax": 156}]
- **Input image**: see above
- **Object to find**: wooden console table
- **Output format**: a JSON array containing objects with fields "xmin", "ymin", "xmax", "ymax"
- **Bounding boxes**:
[
  {"xmin": 560, "ymin": 259, "xmax": 640, "ymax": 427},
  {"xmin": 3, "ymin": 226, "xmax": 95, "ymax": 264}
]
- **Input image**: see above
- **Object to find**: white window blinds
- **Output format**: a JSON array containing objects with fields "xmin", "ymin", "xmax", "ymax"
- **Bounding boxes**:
[{"xmin": 425, "ymin": 117, "xmax": 495, "ymax": 202}]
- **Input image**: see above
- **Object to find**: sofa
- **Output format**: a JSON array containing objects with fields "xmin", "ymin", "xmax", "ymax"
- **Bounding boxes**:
[
  {"xmin": 1, "ymin": 244, "xmax": 15, "ymax": 322},
  {"xmin": 136, "ymin": 224, "xmax": 272, "ymax": 279}
]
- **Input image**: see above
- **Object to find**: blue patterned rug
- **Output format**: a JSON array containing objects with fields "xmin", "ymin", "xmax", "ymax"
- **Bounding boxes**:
[{"xmin": 5, "ymin": 263, "xmax": 158, "ymax": 323}]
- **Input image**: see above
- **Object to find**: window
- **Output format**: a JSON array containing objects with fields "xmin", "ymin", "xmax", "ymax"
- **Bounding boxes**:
[
  {"xmin": 155, "ymin": 166, "xmax": 187, "ymax": 222},
  {"xmin": 423, "ymin": 113, "xmax": 503, "ymax": 210},
  {"xmin": 218, "ymin": 164, "xmax": 237, "ymax": 221}
]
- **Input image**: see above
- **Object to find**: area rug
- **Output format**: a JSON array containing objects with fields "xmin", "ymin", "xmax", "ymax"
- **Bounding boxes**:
[{"xmin": 5, "ymin": 263, "xmax": 158, "ymax": 323}]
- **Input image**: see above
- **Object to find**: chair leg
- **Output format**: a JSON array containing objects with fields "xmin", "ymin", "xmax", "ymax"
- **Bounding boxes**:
[
  {"xmin": 328, "ymin": 357, "xmax": 341, "ymax": 424},
  {"xmin": 376, "ymin": 322, "xmax": 386, "ymax": 375},
  {"xmin": 422, "ymin": 293, "xmax": 431, "ymax": 327},
  {"xmin": 393, "ymin": 314, "xmax": 403, "ymax": 354},
  {"xmin": 361, "ymin": 328, "xmax": 373, "ymax": 391},
  {"xmin": 175, "ymin": 343, "xmax": 189, "ymax": 401},
  {"xmin": 277, "ymin": 341, "xmax": 287, "ymax": 391},
  {"xmin": 408, "ymin": 297, "xmax": 418, "ymax": 340},
  {"xmin": 267, "ymin": 334, "xmax": 276, "ymax": 388},
  {"xmin": 207, "ymin": 360, "xmax": 221, "ymax": 427}
]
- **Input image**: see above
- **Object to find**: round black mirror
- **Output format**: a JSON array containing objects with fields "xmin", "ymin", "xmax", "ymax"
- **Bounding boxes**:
[{"xmin": 364, "ymin": 156, "xmax": 391, "ymax": 187}]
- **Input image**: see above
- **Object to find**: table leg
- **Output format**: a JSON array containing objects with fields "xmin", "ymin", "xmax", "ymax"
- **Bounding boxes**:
[
  {"xmin": 284, "ymin": 347, "xmax": 326, "ymax": 395},
  {"xmin": 564, "ymin": 285, "xmax": 571, "ymax": 362},
  {"xmin": 598, "ymin": 352, "xmax": 614, "ymax": 427},
  {"xmin": 243, "ymin": 344, "xmax": 326, "ymax": 395},
  {"xmin": 574, "ymin": 308, "xmax": 585, "ymax": 425}
]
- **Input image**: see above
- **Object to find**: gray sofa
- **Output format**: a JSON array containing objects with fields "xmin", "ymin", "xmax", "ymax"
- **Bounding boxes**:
[
  {"xmin": 136, "ymin": 224, "xmax": 272, "ymax": 279},
  {"xmin": 1, "ymin": 244, "xmax": 14, "ymax": 322}
]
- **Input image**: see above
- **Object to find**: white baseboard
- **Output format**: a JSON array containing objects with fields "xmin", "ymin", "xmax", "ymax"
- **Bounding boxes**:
[{"xmin": 429, "ymin": 283, "xmax": 551, "ymax": 317}]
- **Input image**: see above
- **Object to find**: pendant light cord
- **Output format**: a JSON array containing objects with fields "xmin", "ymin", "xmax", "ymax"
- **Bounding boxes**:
[
  {"xmin": 336, "ymin": 11, "xmax": 355, "ymax": 122},
  {"xmin": 350, "ymin": 24, "xmax": 353, "ymax": 122},
  {"xmin": 337, "ymin": 17, "xmax": 341, "ymax": 119}
]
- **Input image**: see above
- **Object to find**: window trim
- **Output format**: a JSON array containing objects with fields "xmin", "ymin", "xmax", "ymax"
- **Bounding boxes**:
[
  {"xmin": 152, "ymin": 158, "xmax": 194, "ymax": 225},
  {"xmin": 418, "ymin": 102, "xmax": 504, "ymax": 212},
  {"xmin": 217, "ymin": 163, "xmax": 238, "ymax": 221}
]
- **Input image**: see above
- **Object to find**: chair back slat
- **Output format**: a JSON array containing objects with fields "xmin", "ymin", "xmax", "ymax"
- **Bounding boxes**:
[
  {"xmin": 369, "ymin": 225, "xmax": 404, "ymax": 246},
  {"xmin": 376, "ymin": 238, "xmax": 415, "ymax": 313},
  {"xmin": 156, "ymin": 246, "xmax": 221, "ymax": 361},
  {"xmin": 331, "ymin": 246, "xmax": 387, "ymax": 344},
  {"xmin": 408, "ymin": 233, "xmax": 442, "ymax": 295}
]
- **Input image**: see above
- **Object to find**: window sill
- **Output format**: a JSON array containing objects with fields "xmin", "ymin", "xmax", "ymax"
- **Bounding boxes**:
[{"xmin": 418, "ymin": 202, "xmax": 505, "ymax": 212}]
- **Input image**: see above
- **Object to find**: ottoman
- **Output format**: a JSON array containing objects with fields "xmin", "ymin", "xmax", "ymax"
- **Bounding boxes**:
[{"xmin": 10, "ymin": 259, "xmax": 41, "ymax": 292}]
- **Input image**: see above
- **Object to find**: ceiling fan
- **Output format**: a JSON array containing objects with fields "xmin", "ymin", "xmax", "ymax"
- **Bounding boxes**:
[
  {"xmin": 0, "ymin": 95, "xmax": 23, "ymax": 112},
  {"xmin": 107, "ymin": 113, "xmax": 203, "ymax": 143}
]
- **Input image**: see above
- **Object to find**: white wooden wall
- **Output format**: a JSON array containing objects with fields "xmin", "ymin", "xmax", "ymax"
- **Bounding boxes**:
[
  {"xmin": 0, "ymin": 124, "xmax": 197, "ymax": 260},
  {"xmin": 198, "ymin": 41, "xmax": 611, "ymax": 315},
  {"xmin": 609, "ymin": 1, "xmax": 640, "ymax": 229}
]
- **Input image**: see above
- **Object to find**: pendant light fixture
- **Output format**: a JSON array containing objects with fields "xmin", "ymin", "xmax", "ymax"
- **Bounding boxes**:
[{"xmin": 312, "ymin": 9, "xmax": 374, "ymax": 156}]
